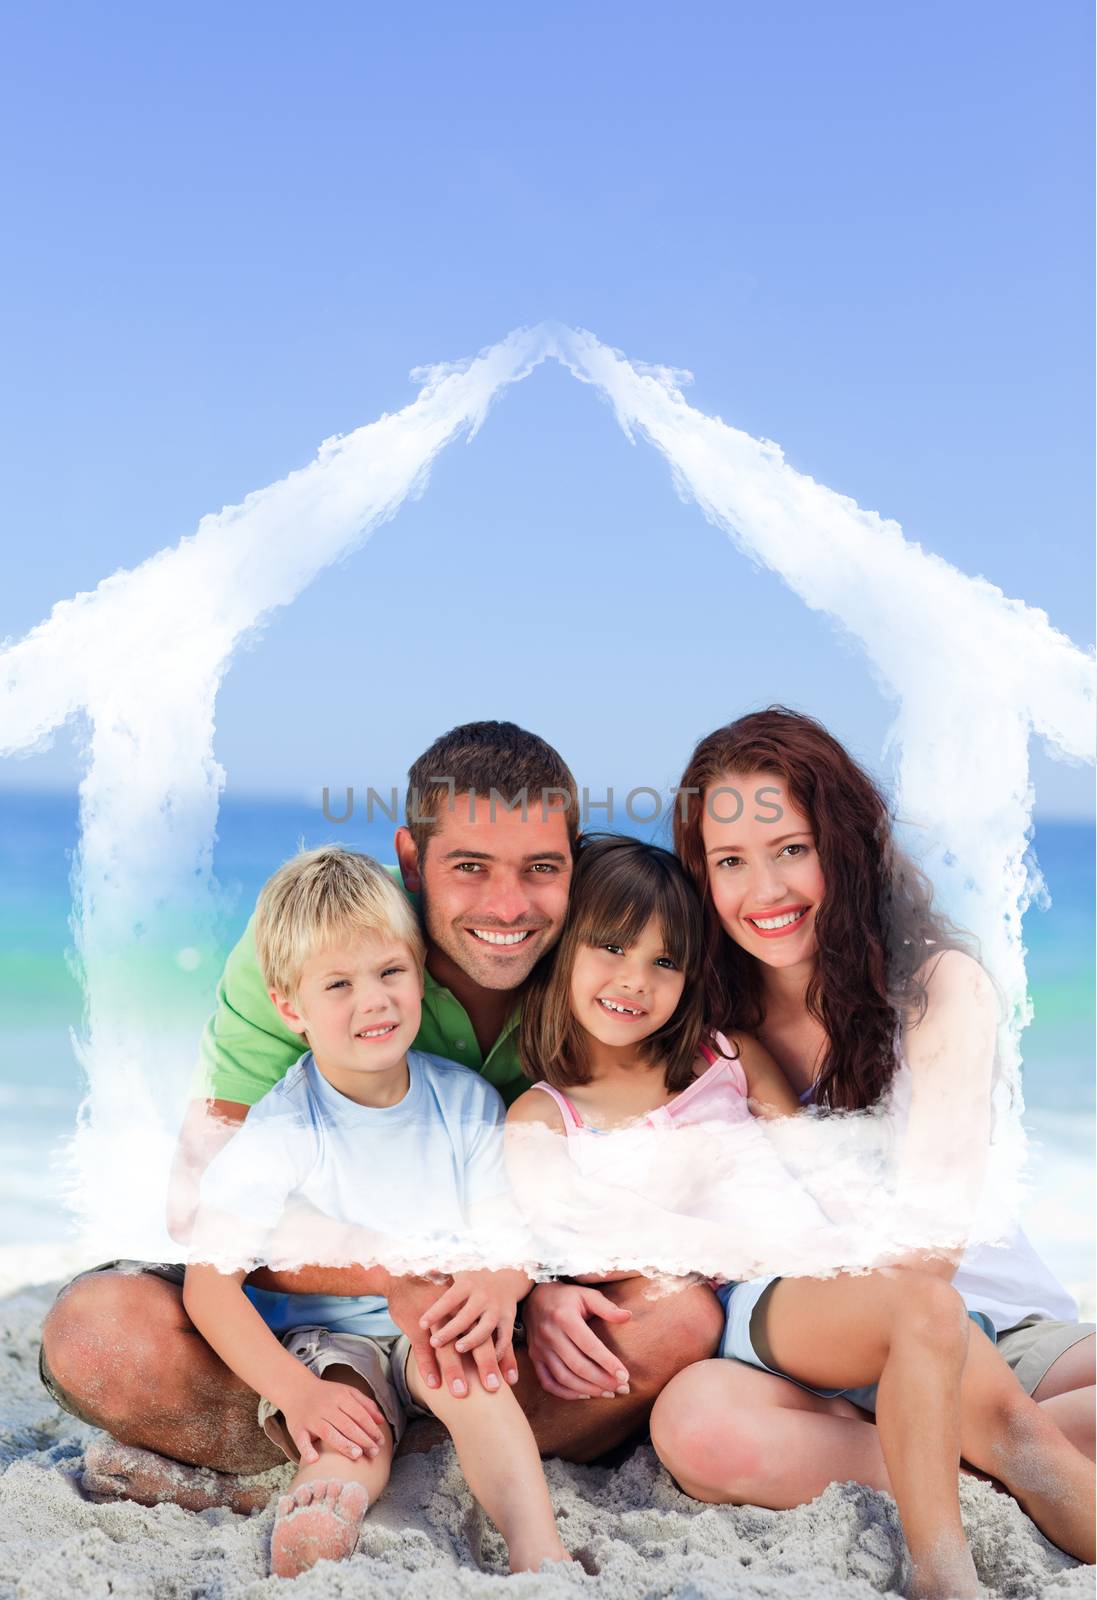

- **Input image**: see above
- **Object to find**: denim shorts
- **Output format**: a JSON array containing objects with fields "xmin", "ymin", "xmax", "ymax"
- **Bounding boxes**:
[{"xmin": 718, "ymin": 1276, "xmax": 1000, "ymax": 1415}]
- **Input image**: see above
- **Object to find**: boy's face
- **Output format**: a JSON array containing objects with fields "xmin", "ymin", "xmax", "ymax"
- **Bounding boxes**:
[
  {"xmin": 271, "ymin": 930, "xmax": 423, "ymax": 1098},
  {"xmin": 395, "ymin": 793, "xmax": 572, "ymax": 992}
]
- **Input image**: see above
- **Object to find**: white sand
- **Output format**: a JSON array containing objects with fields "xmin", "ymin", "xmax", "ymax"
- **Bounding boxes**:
[{"xmin": 1, "ymin": 1281, "xmax": 1091, "ymax": 1600}]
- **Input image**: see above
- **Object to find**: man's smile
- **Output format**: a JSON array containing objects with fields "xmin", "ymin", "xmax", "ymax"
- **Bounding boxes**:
[{"xmin": 467, "ymin": 927, "xmax": 541, "ymax": 947}]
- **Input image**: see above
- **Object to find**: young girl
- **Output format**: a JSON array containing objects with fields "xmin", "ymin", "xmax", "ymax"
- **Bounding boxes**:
[{"xmin": 502, "ymin": 833, "xmax": 1094, "ymax": 1600}]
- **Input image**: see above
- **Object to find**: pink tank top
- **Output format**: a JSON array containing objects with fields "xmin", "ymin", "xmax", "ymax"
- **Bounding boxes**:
[{"xmin": 530, "ymin": 1031, "xmax": 751, "ymax": 1136}]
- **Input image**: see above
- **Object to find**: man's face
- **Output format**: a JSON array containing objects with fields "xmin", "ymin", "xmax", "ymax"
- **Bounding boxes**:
[{"xmin": 396, "ymin": 793, "xmax": 572, "ymax": 992}]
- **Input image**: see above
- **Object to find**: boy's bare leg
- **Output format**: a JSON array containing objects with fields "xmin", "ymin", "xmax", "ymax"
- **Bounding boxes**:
[
  {"xmin": 268, "ymin": 1365, "xmax": 394, "ymax": 1579},
  {"xmin": 406, "ymin": 1351, "xmax": 569, "ymax": 1573}
]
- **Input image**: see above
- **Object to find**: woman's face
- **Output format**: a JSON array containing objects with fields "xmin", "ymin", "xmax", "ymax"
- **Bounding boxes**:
[{"xmin": 700, "ymin": 770, "xmax": 825, "ymax": 971}]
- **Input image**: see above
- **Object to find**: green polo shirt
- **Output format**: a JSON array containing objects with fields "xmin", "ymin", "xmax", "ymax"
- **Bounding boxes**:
[{"xmin": 191, "ymin": 871, "xmax": 525, "ymax": 1108}]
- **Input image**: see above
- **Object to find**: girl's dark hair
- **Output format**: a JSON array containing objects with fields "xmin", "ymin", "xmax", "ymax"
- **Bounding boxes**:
[
  {"xmin": 673, "ymin": 706, "xmax": 971, "ymax": 1112},
  {"xmin": 519, "ymin": 834, "xmax": 706, "ymax": 1093}
]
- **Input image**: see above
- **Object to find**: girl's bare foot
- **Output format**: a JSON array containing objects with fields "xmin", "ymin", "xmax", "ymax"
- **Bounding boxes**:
[
  {"xmin": 81, "ymin": 1437, "xmax": 280, "ymax": 1514},
  {"xmin": 909, "ymin": 1541, "xmax": 980, "ymax": 1600},
  {"xmin": 507, "ymin": 1537, "xmax": 572, "ymax": 1575},
  {"xmin": 270, "ymin": 1480, "xmax": 370, "ymax": 1578}
]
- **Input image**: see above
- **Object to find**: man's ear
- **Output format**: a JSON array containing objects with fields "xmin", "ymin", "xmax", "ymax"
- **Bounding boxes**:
[
  {"xmin": 269, "ymin": 988, "xmax": 308, "ymax": 1036},
  {"xmin": 394, "ymin": 826, "xmax": 423, "ymax": 893}
]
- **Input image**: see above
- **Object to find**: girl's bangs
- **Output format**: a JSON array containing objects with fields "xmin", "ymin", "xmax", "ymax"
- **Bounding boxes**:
[{"xmin": 579, "ymin": 862, "xmax": 698, "ymax": 973}]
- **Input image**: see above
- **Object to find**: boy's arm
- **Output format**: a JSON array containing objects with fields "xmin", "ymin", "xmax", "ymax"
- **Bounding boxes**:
[
  {"xmin": 182, "ymin": 1260, "xmax": 318, "ymax": 1413},
  {"xmin": 182, "ymin": 1261, "xmax": 386, "ymax": 1461}
]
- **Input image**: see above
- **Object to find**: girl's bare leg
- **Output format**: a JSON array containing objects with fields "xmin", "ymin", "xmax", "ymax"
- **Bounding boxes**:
[
  {"xmin": 758, "ymin": 1274, "xmax": 978, "ymax": 1600},
  {"xmin": 405, "ymin": 1352, "xmax": 569, "ymax": 1573},
  {"xmin": 268, "ymin": 1364, "xmax": 394, "ymax": 1579}
]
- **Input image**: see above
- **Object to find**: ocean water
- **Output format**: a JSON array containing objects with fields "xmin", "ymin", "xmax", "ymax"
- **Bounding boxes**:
[{"xmin": 0, "ymin": 790, "xmax": 1092, "ymax": 1296}]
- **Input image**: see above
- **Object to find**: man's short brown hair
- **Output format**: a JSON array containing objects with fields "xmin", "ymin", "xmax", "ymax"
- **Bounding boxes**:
[{"xmin": 405, "ymin": 720, "xmax": 578, "ymax": 859}]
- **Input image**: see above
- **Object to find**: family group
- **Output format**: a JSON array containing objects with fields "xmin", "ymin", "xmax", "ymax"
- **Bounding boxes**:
[{"xmin": 39, "ymin": 712, "xmax": 1095, "ymax": 1596}]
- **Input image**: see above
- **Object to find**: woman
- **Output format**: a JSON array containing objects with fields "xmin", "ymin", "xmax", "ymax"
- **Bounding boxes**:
[{"xmin": 650, "ymin": 706, "xmax": 1094, "ymax": 1515}]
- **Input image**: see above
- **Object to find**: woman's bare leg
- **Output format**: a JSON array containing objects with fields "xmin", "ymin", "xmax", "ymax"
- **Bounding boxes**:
[
  {"xmin": 651, "ymin": 1360, "xmax": 891, "ymax": 1506},
  {"xmin": 1030, "ymin": 1336, "xmax": 1095, "ymax": 1459},
  {"xmin": 952, "ymin": 1329, "xmax": 1095, "ymax": 1565}
]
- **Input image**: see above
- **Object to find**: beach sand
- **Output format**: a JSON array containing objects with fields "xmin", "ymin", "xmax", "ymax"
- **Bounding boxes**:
[{"xmin": 1, "ymin": 1280, "xmax": 1091, "ymax": 1600}]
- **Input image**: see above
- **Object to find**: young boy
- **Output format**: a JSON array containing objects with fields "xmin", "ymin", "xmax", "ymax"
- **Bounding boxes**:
[{"xmin": 184, "ymin": 845, "xmax": 568, "ymax": 1579}]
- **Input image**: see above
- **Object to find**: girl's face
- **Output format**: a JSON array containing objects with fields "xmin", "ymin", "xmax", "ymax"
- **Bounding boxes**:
[
  {"xmin": 700, "ymin": 771, "xmax": 826, "ymax": 972},
  {"xmin": 569, "ymin": 913, "xmax": 687, "ymax": 1051}
]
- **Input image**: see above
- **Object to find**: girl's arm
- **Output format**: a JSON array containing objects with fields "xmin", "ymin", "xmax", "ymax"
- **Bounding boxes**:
[{"xmin": 734, "ymin": 1033, "xmax": 801, "ymax": 1116}]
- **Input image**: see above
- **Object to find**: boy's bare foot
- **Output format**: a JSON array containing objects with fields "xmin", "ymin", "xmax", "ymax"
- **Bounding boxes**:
[
  {"xmin": 270, "ymin": 1480, "xmax": 369, "ymax": 1578},
  {"xmin": 81, "ymin": 1437, "xmax": 281, "ymax": 1514}
]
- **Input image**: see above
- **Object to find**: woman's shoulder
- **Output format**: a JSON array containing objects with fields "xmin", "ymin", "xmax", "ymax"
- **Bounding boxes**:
[{"xmin": 910, "ymin": 947, "xmax": 998, "ymax": 1014}]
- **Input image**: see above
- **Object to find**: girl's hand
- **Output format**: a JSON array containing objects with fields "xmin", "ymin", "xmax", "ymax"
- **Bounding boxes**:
[
  {"xmin": 418, "ymin": 1269, "xmax": 529, "ymax": 1392},
  {"xmin": 522, "ymin": 1281, "xmax": 632, "ymax": 1400},
  {"xmin": 279, "ymin": 1372, "xmax": 388, "ymax": 1464}
]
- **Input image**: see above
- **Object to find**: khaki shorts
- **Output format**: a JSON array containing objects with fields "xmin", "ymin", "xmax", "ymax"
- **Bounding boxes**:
[
  {"xmin": 995, "ymin": 1315, "xmax": 1095, "ymax": 1396},
  {"xmin": 257, "ymin": 1325, "xmax": 426, "ymax": 1460}
]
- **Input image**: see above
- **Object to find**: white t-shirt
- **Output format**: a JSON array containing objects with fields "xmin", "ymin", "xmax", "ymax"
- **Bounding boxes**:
[
  {"xmin": 952, "ymin": 1233, "xmax": 1079, "ymax": 1333},
  {"xmin": 192, "ymin": 1049, "xmax": 512, "ymax": 1337}
]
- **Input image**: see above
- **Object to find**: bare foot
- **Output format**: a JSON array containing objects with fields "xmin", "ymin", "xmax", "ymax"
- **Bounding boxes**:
[
  {"xmin": 508, "ymin": 1538, "xmax": 572, "ymax": 1575},
  {"xmin": 81, "ymin": 1437, "xmax": 282, "ymax": 1514},
  {"xmin": 271, "ymin": 1480, "xmax": 369, "ymax": 1578}
]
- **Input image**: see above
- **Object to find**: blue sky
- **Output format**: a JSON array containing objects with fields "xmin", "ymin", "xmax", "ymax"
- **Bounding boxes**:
[{"xmin": 1, "ymin": 1, "xmax": 1092, "ymax": 815}]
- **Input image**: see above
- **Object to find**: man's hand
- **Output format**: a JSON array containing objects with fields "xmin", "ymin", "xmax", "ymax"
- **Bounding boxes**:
[
  {"xmin": 279, "ymin": 1370, "xmax": 388, "ymax": 1465},
  {"xmin": 523, "ymin": 1281, "xmax": 633, "ymax": 1401},
  {"xmin": 417, "ymin": 1269, "xmax": 528, "ymax": 1394}
]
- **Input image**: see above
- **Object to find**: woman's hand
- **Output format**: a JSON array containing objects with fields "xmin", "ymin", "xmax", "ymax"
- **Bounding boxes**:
[
  {"xmin": 522, "ymin": 1281, "xmax": 633, "ymax": 1400},
  {"xmin": 279, "ymin": 1370, "xmax": 388, "ymax": 1464},
  {"xmin": 418, "ymin": 1269, "xmax": 529, "ymax": 1392}
]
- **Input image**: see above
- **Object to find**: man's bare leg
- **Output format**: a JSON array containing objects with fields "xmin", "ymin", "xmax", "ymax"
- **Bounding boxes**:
[
  {"xmin": 43, "ymin": 1270, "xmax": 285, "ymax": 1509},
  {"xmin": 50, "ymin": 1270, "xmax": 722, "ymax": 1510},
  {"xmin": 516, "ymin": 1277, "xmax": 726, "ymax": 1463}
]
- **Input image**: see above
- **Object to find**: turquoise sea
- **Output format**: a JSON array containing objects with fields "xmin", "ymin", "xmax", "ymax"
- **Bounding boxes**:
[{"xmin": 0, "ymin": 791, "xmax": 1093, "ymax": 1290}]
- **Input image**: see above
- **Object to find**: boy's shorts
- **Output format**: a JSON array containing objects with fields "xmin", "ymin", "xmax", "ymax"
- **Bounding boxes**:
[
  {"xmin": 717, "ymin": 1277, "xmax": 1092, "ymax": 1415},
  {"xmin": 257, "ymin": 1325, "xmax": 428, "ymax": 1459}
]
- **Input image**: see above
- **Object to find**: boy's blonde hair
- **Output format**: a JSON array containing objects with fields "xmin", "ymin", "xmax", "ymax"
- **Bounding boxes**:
[{"xmin": 255, "ymin": 845, "xmax": 425, "ymax": 1000}]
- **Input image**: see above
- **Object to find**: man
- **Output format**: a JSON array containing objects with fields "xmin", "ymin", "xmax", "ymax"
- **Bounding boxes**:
[{"xmin": 40, "ymin": 721, "xmax": 722, "ymax": 1510}]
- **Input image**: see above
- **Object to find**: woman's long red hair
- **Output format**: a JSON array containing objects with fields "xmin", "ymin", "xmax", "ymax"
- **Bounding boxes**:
[{"xmin": 673, "ymin": 706, "xmax": 968, "ymax": 1111}]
